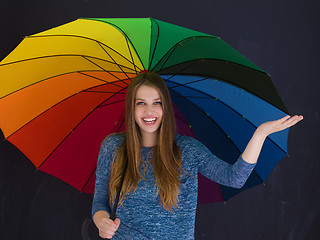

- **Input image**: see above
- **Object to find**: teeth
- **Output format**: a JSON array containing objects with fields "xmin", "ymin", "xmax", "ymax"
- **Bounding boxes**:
[{"xmin": 143, "ymin": 118, "xmax": 156, "ymax": 123}]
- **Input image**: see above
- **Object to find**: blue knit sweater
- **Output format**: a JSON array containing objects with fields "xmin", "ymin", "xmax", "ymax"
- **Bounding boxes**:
[{"xmin": 92, "ymin": 134, "xmax": 256, "ymax": 239}]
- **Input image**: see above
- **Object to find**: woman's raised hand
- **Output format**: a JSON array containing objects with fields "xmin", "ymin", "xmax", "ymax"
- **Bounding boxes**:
[
  {"xmin": 257, "ymin": 115, "xmax": 304, "ymax": 137},
  {"xmin": 241, "ymin": 114, "xmax": 303, "ymax": 164}
]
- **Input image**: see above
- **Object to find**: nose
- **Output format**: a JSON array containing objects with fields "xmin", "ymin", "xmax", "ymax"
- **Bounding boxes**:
[{"xmin": 144, "ymin": 104, "xmax": 155, "ymax": 114}]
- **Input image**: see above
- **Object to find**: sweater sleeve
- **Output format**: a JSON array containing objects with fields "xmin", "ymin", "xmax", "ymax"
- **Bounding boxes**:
[
  {"xmin": 91, "ymin": 136, "xmax": 113, "ymax": 217},
  {"xmin": 183, "ymin": 136, "xmax": 256, "ymax": 189}
]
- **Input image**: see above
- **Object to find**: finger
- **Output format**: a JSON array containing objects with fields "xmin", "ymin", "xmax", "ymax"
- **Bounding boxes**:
[
  {"xmin": 289, "ymin": 116, "xmax": 303, "ymax": 126},
  {"xmin": 101, "ymin": 218, "xmax": 118, "ymax": 231},
  {"xmin": 114, "ymin": 218, "xmax": 121, "ymax": 230},
  {"xmin": 114, "ymin": 218, "xmax": 121, "ymax": 226},
  {"xmin": 99, "ymin": 229, "xmax": 116, "ymax": 238},
  {"xmin": 280, "ymin": 115, "xmax": 291, "ymax": 123},
  {"xmin": 296, "ymin": 115, "xmax": 304, "ymax": 121},
  {"xmin": 100, "ymin": 226, "xmax": 117, "ymax": 234},
  {"xmin": 284, "ymin": 115, "xmax": 303, "ymax": 128},
  {"xmin": 100, "ymin": 228, "xmax": 116, "ymax": 235},
  {"xmin": 287, "ymin": 115, "xmax": 303, "ymax": 124},
  {"xmin": 102, "ymin": 217, "xmax": 115, "ymax": 224},
  {"xmin": 99, "ymin": 231, "xmax": 114, "ymax": 239}
]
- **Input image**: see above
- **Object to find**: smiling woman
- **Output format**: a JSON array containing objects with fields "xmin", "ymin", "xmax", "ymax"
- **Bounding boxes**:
[{"xmin": 108, "ymin": 72, "xmax": 182, "ymax": 214}]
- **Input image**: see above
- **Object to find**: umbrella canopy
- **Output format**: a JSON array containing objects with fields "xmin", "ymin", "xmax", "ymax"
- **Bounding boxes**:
[{"xmin": 0, "ymin": 18, "xmax": 289, "ymax": 203}]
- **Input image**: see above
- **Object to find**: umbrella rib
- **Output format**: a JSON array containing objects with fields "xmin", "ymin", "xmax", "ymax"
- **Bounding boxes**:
[
  {"xmin": 81, "ymin": 166, "xmax": 97, "ymax": 193},
  {"xmin": 122, "ymin": 31, "xmax": 140, "ymax": 74},
  {"xmin": 0, "ymin": 54, "xmax": 137, "ymax": 72},
  {"xmin": 84, "ymin": 91, "xmax": 126, "ymax": 94},
  {"xmin": 0, "ymin": 54, "xmax": 104, "ymax": 67},
  {"xmin": 117, "ymin": 118, "xmax": 125, "ymax": 132},
  {"xmin": 169, "ymin": 77, "xmax": 212, "ymax": 89},
  {"xmin": 166, "ymin": 78, "xmax": 287, "ymax": 155},
  {"xmin": 78, "ymin": 71, "xmax": 130, "ymax": 88},
  {"xmin": 151, "ymin": 35, "xmax": 219, "ymax": 72},
  {"xmin": 164, "ymin": 74, "xmax": 213, "ymax": 93},
  {"xmin": 148, "ymin": 18, "xmax": 160, "ymax": 71},
  {"xmin": 81, "ymin": 115, "xmax": 126, "ymax": 193},
  {"xmin": 154, "ymin": 45, "xmax": 176, "ymax": 72},
  {"xmin": 98, "ymin": 99, "xmax": 125, "ymax": 108},
  {"xmin": 161, "ymin": 61, "xmax": 200, "ymax": 82},
  {"xmin": 172, "ymin": 95, "xmax": 211, "ymax": 99},
  {"xmin": 37, "ymin": 87, "xmax": 128, "ymax": 169},
  {"xmin": 252, "ymin": 169, "xmax": 264, "ymax": 183},
  {"xmin": 174, "ymin": 113, "xmax": 198, "ymax": 138},
  {"xmin": 159, "ymin": 58, "xmax": 267, "ymax": 77},
  {"xmin": 174, "ymin": 113, "xmax": 190, "ymax": 125}
]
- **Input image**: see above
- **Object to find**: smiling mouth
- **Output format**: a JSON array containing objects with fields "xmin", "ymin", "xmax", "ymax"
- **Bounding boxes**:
[{"xmin": 143, "ymin": 118, "xmax": 157, "ymax": 124}]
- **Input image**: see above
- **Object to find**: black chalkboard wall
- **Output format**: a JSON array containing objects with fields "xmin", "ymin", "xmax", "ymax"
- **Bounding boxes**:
[{"xmin": 0, "ymin": 0, "xmax": 319, "ymax": 239}]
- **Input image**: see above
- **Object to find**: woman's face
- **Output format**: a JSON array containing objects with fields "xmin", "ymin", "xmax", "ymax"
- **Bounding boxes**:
[{"xmin": 134, "ymin": 84, "xmax": 163, "ymax": 140}]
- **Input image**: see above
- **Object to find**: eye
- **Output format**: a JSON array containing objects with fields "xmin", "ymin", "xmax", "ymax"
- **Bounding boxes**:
[
  {"xmin": 154, "ymin": 101, "xmax": 162, "ymax": 105},
  {"xmin": 136, "ymin": 101, "xmax": 145, "ymax": 105}
]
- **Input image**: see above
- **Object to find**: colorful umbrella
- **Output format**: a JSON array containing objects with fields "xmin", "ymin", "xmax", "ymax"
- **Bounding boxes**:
[{"xmin": 0, "ymin": 18, "xmax": 289, "ymax": 203}]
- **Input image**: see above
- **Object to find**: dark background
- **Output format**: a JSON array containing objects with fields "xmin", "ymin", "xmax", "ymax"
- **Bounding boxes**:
[{"xmin": 0, "ymin": 0, "xmax": 319, "ymax": 239}]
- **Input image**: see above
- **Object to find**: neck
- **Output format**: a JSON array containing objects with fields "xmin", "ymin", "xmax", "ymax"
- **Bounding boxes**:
[{"xmin": 141, "ymin": 132, "xmax": 158, "ymax": 147}]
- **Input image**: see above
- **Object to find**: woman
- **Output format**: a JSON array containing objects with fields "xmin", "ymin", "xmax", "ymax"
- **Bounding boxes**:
[{"xmin": 92, "ymin": 72, "xmax": 303, "ymax": 239}]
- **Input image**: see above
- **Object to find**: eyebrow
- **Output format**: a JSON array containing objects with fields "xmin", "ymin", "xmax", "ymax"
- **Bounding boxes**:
[{"xmin": 135, "ymin": 98, "xmax": 161, "ymax": 101}]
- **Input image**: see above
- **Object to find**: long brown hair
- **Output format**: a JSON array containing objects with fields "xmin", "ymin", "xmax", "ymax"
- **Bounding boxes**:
[{"xmin": 109, "ymin": 72, "xmax": 182, "ymax": 211}]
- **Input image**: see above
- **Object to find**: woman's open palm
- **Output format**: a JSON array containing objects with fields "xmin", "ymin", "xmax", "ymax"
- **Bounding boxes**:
[{"xmin": 258, "ymin": 115, "xmax": 303, "ymax": 136}]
